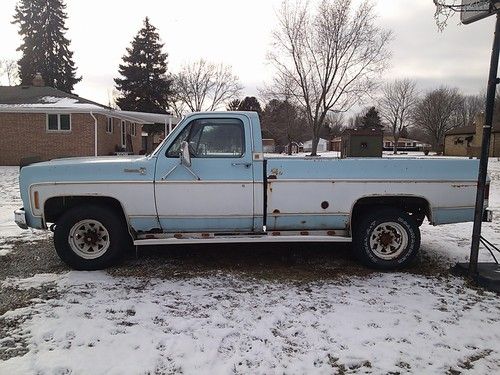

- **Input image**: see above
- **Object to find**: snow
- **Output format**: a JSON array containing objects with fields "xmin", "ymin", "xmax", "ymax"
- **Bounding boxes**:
[
  {"xmin": 0, "ymin": 96, "xmax": 104, "ymax": 110},
  {"xmin": 0, "ymin": 167, "xmax": 48, "ymax": 254},
  {"xmin": 1, "ymin": 160, "xmax": 500, "ymax": 374}
]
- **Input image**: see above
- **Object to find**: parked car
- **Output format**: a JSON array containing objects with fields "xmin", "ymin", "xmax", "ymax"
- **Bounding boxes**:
[{"xmin": 15, "ymin": 111, "xmax": 492, "ymax": 270}]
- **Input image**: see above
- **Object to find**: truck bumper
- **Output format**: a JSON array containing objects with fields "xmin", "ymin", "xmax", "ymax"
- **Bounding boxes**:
[
  {"xmin": 14, "ymin": 208, "xmax": 28, "ymax": 229},
  {"xmin": 483, "ymin": 208, "xmax": 493, "ymax": 223}
]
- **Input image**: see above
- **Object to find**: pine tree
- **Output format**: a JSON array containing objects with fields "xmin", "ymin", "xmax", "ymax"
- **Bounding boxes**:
[
  {"xmin": 226, "ymin": 99, "xmax": 241, "ymax": 111},
  {"xmin": 238, "ymin": 96, "xmax": 262, "ymax": 114},
  {"xmin": 13, "ymin": 0, "xmax": 81, "ymax": 92},
  {"xmin": 360, "ymin": 107, "xmax": 383, "ymax": 130},
  {"xmin": 114, "ymin": 17, "xmax": 173, "ymax": 114}
]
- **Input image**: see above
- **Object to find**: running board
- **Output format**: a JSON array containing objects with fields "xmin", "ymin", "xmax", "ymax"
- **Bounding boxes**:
[{"xmin": 134, "ymin": 233, "xmax": 352, "ymax": 246}]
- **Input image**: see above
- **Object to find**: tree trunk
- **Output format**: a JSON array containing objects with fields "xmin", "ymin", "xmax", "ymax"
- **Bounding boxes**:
[
  {"xmin": 393, "ymin": 135, "xmax": 399, "ymax": 154},
  {"xmin": 287, "ymin": 142, "xmax": 292, "ymax": 155},
  {"xmin": 310, "ymin": 136, "xmax": 320, "ymax": 156}
]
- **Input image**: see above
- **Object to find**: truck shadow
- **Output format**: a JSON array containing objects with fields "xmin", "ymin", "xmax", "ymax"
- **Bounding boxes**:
[{"xmin": 111, "ymin": 242, "xmax": 446, "ymax": 281}]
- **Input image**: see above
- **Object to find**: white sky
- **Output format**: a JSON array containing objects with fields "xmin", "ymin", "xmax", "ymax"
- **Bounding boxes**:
[{"xmin": 0, "ymin": 0, "xmax": 496, "ymax": 108}]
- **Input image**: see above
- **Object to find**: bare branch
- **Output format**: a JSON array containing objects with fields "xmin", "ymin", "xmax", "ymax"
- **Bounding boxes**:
[
  {"xmin": 266, "ymin": 0, "xmax": 391, "ymax": 155},
  {"xmin": 379, "ymin": 78, "xmax": 419, "ymax": 154},
  {"xmin": 0, "ymin": 58, "xmax": 19, "ymax": 85},
  {"xmin": 173, "ymin": 59, "xmax": 242, "ymax": 113}
]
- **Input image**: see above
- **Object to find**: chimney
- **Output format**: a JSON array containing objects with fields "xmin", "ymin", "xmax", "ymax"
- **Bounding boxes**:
[{"xmin": 32, "ymin": 73, "xmax": 45, "ymax": 87}]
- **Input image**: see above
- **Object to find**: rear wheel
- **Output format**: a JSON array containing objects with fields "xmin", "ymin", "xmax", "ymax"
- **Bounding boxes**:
[
  {"xmin": 54, "ymin": 205, "xmax": 128, "ymax": 270},
  {"xmin": 353, "ymin": 207, "xmax": 420, "ymax": 270}
]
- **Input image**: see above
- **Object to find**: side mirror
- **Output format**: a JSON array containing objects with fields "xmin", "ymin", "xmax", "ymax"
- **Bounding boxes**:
[{"xmin": 180, "ymin": 141, "xmax": 191, "ymax": 167}]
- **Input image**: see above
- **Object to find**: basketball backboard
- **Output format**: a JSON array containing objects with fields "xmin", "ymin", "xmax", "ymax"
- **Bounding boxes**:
[{"xmin": 461, "ymin": 0, "xmax": 500, "ymax": 24}]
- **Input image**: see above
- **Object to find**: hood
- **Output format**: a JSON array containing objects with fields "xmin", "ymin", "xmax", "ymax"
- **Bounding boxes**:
[
  {"xmin": 30, "ymin": 155, "xmax": 146, "ymax": 168},
  {"xmin": 20, "ymin": 155, "xmax": 157, "ymax": 187}
]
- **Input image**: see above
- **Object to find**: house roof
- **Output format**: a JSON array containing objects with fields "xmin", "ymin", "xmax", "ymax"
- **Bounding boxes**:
[
  {"xmin": 0, "ymin": 85, "xmax": 178, "ymax": 125},
  {"xmin": 445, "ymin": 125, "xmax": 476, "ymax": 135},
  {"xmin": 446, "ymin": 122, "xmax": 500, "ymax": 135},
  {"xmin": 382, "ymin": 136, "xmax": 428, "ymax": 144},
  {"xmin": 0, "ymin": 85, "xmax": 108, "ymax": 110}
]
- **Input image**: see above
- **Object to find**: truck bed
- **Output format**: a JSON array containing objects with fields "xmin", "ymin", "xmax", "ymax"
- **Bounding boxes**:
[{"xmin": 264, "ymin": 157, "xmax": 479, "ymax": 230}]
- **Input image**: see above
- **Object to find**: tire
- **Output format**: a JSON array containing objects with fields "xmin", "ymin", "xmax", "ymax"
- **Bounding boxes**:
[
  {"xmin": 54, "ymin": 205, "xmax": 128, "ymax": 270},
  {"xmin": 353, "ymin": 207, "xmax": 420, "ymax": 270}
]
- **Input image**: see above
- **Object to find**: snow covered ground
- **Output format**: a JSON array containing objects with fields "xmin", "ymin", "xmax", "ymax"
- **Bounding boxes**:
[
  {"xmin": 1, "ymin": 160, "xmax": 500, "ymax": 374},
  {"xmin": 0, "ymin": 167, "xmax": 48, "ymax": 256}
]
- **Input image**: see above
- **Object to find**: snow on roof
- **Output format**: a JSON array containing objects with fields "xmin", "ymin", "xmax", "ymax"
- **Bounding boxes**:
[{"xmin": 0, "ymin": 95, "xmax": 104, "ymax": 111}]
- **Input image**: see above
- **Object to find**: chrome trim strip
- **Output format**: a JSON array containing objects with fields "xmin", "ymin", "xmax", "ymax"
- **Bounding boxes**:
[
  {"xmin": 134, "ymin": 235, "xmax": 352, "ymax": 246},
  {"xmin": 266, "ymin": 179, "xmax": 478, "ymax": 183}
]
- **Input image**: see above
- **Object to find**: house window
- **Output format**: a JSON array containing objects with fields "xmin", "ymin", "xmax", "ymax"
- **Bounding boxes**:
[
  {"xmin": 120, "ymin": 121, "xmax": 126, "ymax": 148},
  {"xmin": 106, "ymin": 117, "xmax": 113, "ymax": 133},
  {"xmin": 385, "ymin": 141, "xmax": 391, "ymax": 147},
  {"xmin": 47, "ymin": 114, "xmax": 71, "ymax": 131},
  {"xmin": 131, "ymin": 123, "xmax": 137, "ymax": 136}
]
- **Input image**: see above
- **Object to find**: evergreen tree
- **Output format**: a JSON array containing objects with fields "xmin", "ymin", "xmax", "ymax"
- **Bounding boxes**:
[
  {"xmin": 226, "ymin": 99, "xmax": 241, "ymax": 111},
  {"xmin": 238, "ymin": 96, "xmax": 262, "ymax": 114},
  {"xmin": 360, "ymin": 107, "xmax": 383, "ymax": 129},
  {"xmin": 13, "ymin": 0, "xmax": 81, "ymax": 92},
  {"xmin": 114, "ymin": 17, "xmax": 173, "ymax": 114}
]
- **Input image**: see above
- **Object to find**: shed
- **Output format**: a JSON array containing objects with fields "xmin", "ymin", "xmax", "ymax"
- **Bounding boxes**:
[{"xmin": 341, "ymin": 128, "xmax": 383, "ymax": 158}]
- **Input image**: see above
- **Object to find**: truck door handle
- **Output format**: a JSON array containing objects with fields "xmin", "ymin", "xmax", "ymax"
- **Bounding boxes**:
[
  {"xmin": 232, "ymin": 162, "xmax": 251, "ymax": 168},
  {"xmin": 124, "ymin": 167, "xmax": 146, "ymax": 175}
]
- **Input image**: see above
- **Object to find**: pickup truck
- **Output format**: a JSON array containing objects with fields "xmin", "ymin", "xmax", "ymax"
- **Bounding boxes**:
[{"xmin": 15, "ymin": 111, "xmax": 492, "ymax": 270}]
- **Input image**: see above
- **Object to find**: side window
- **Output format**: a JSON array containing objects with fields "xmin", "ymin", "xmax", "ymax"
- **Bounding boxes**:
[{"xmin": 167, "ymin": 118, "xmax": 244, "ymax": 158}]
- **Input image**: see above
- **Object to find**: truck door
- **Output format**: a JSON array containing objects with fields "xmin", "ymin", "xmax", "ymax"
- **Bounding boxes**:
[{"xmin": 154, "ymin": 114, "xmax": 255, "ymax": 232}]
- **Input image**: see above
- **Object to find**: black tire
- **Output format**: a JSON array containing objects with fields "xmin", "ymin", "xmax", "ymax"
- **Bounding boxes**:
[
  {"xmin": 54, "ymin": 205, "xmax": 129, "ymax": 270},
  {"xmin": 353, "ymin": 207, "xmax": 420, "ymax": 270}
]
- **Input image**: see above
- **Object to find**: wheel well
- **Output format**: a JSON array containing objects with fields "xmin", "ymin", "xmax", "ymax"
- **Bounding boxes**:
[
  {"xmin": 44, "ymin": 196, "xmax": 127, "ymax": 225},
  {"xmin": 351, "ymin": 196, "xmax": 431, "ymax": 230}
]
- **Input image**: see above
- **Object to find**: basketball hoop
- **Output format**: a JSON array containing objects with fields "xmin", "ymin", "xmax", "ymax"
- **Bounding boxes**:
[{"xmin": 433, "ymin": 0, "xmax": 500, "ymax": 30}]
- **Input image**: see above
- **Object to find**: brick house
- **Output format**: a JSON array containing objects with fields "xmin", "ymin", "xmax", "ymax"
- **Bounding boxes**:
[
  {"xmin": 444, "ymin": 113, "xmax": 500, "ymax": 157},
  {"xmin": 0, "ymin": 80, "xmax": 178, "ymax": 165}
]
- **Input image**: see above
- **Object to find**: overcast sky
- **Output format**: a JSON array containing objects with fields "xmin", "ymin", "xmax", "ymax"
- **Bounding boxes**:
[{"xmin": 0, "ymin": 0, "xmax": 496, "ymax": 108}]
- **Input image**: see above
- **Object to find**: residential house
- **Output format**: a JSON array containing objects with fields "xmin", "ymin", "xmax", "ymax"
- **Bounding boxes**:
[
  {"xmin": 0, "ymin": 77, "xmax": 178, "ymax": 165},
  {"xmin": 303, "ymin": 138, "xmax": 329, "ymax": 152},
  {"xmin": 383, "ymin": 136, "xmax": 430, "ymax": 152},
  {"xmin": 444, "ymin": 113, "xmax": 500, "ymax": 157}
]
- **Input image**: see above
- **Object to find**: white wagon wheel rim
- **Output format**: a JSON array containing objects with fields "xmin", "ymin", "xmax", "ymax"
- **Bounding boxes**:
[
  {"xmin": 369, "ymin": 221, "xmax": 408, "ymax": 260},
  {"xmin": 68, "ymin": 219, "xmax": 110, "ymax": 259}
]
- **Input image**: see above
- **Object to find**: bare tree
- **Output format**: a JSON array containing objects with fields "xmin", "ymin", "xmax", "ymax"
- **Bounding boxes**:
[
  {"xmin": 266, "ymin": 0, "xmax": 392, "ymax": 155},
  {"xmin": 458, "ymin": 94, "xmax": 484, "ymax": 127},
  {"xmin": 412, "ymin": 86, "xmax": 464, "ymax": 151},
  {"xmin": 0, "ymin": 58, "xmax": 19, "ymax": 85},
  {"xmin": 173, "ymin": 59, "xmax": 242, "ymax": 112},
  {"xmin": 379, "ymin": 79, "xmax": 419, "ymax": 154}
]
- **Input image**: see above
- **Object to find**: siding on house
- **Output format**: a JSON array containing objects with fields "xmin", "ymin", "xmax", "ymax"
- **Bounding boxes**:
[
  {"xmin": 0, "ymin": 112, "xmax": 143, "ymax": 165},
  {"xmin": 444, "ymin": 114, "xmax": 500, "ymax": 157}
]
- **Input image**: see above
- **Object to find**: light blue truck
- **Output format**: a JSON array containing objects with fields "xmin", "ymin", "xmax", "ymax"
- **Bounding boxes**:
[{"xmin": 15, "ymin": 111, "xmax": 492, "ymax": 270}]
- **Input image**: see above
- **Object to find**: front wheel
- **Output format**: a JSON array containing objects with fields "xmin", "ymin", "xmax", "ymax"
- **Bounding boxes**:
[
  {"xmin": 54, "ymin": 205, "xmax": 128, "ymax": 270},
  {"xmin": 353, "ymin": 207, "xmax": 420, "ymax": 270}
]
